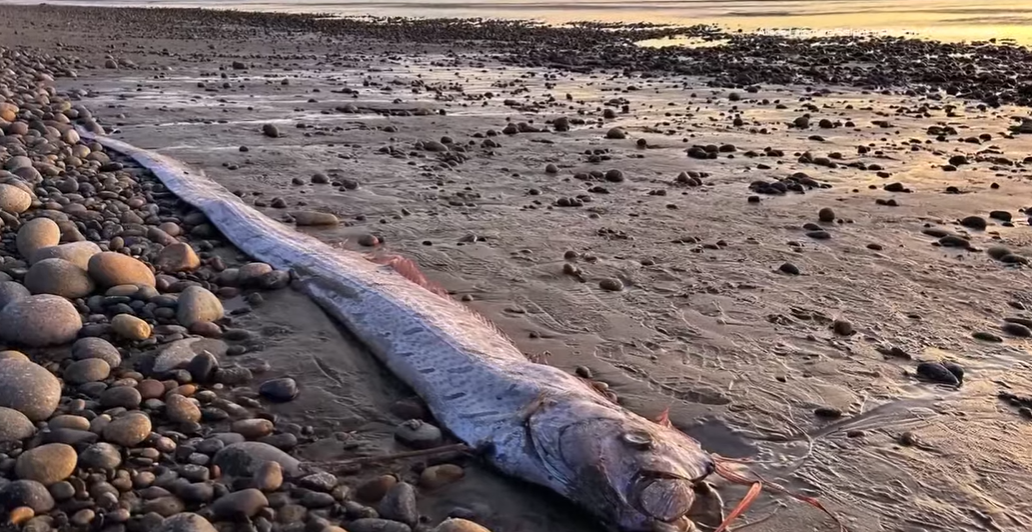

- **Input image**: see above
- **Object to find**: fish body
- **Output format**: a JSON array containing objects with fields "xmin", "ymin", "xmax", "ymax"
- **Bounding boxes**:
[{"xmin": 87, "ymin": 133, "xmax": 718, "ymax": 531}]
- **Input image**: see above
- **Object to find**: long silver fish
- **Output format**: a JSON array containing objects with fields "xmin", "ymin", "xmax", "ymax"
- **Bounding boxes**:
[{"xmin": 84, "ymin": 132, "xmax": 840, "ymax": 532}]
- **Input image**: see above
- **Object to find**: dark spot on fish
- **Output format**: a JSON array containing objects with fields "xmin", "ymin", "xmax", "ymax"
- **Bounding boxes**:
[
  {"xmin": 444, "ymin": 392, "xmax": 467, "ymax": 400},
  {"xmin": 448, "ymin": 366, "xmax": 475, "ymax": 374},
  {"xmin": 397, "ymin": 352, "xmax": 415, "ymax": 358},
  {"xmin": 418, "ymin": 367, "xmax": 437, "ymax": 374},
  {"xmin": 469, "ymin": 411, "xmax": 501, "ymax": 419},
  {"xmin": 403, "ymin": 327, "xmax": 423, "ymax": 336}
]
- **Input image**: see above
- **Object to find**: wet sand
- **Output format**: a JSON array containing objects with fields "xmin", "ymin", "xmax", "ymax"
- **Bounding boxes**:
[{"xmin": 4, "ymin": 4, "xmax": 1032, "ymax": 532}]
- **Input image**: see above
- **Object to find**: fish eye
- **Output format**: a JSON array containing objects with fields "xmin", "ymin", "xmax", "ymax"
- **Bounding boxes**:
[{"xmin": 622, "ymin": 430, "xmax": 654, "ymax": 449}]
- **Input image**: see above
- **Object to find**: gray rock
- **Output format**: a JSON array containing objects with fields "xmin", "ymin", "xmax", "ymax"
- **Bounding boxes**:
[
  {"xmin": 258, "ymin": 378, "xmax": 298, "ymax": 402},
  {"xmin": 176, "ymin": 286, "xmax": 223, "ymax": 327},
  {"xmin": 212, "ymin": 442, "xmax": 300, "ymax": 478},
  {"xmin": 299, "ymin": 471, "xmax": 337, "ymax": 492},
  {"xmin": 165, "ymin": 394, "xmax": 201, "ymax": 424},
  {"xmin": 394, "ymin": 420, "xmax": 443, "ymax": 450},
  {"xmin": 0, "ymin": 406, "xmax": 35, "ymax": 442},
  {"xmin": 78, "ymin": 442, "xmax": 123, "ymax": 470},
  {"xmin": 0, "ymin": 359, "xmax": 62, "ymax": 421},
  {"xmin": 378, "ymin": 482, "xmax": 418, "ymax": 525},
  {"xmin": 99, "ymin": 386, "xmax": 142, "ymax": 409},
  {"xmin": 17, "ymin": 218, "xmax": 61, "ymax": 260},
  {"xmin": 210, "ymin": 488, "xmax": 268, "ymax": 520},
  {"xmin": 72, "ymin": 337, "xmax": 121, "ymax": 368},
  {"xmin": 300, "ymin": 491, "xmax": 335, "ymax": 508},
  {"xmin": 30, "ymin": 241, "xmax": 101, "ymax": 269},
  {"xmin": 0, "ymin": 294, "xmax": 82, "ymax": 346},
  {"xmin": 24, "ymin": 258, "xmax": 95, "ymax": 298},
  {"xmin": 144, "ymin": 496, "xmax": 185, "ymax": 517},
  {"xmin": 0, "ymin": 480, "xmax": 55, "ymax": 512},
  {"xmin": 63, "ymin": 358, "xmax": 111, "ymax": 385},
  {"xmin": 152, "ymin": 338, "xmax": 228, "ymax": 375},
  {"xmin": 0, "ymin": 281, "xmax": 30, "ymax": 311},
  {"xmin": 155, "ymin": 513, "xmax": 217, "ymax": 532}
]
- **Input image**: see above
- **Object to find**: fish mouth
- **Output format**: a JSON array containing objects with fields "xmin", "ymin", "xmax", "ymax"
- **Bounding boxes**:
[{"xmin": 631, "ymin": 471, "xmax": 703, "ymax": 529}]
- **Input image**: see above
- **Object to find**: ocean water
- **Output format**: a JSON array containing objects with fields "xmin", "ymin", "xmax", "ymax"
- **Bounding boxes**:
[{"xmin": 6, "ymin": 0, "xmax": 1032, "ymax": 43}]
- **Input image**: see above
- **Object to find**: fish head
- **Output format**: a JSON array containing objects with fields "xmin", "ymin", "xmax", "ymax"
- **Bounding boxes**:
[{"xmin": 528, "ymin": 400, "xmax": 714, "ymax": 531}]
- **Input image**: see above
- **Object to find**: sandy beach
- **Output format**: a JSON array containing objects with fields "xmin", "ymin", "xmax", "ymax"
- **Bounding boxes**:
[{"xmin": 0, "ymin": 4, "xmax": 1031, "ymax": 532}]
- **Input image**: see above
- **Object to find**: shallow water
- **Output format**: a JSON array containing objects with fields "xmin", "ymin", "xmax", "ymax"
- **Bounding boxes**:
[{"xmin": 4, "ymin": 0, "xmax": 1032, "ymax": 43}]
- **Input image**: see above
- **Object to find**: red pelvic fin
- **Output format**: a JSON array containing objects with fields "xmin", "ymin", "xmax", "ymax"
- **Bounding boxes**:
[
  {"xmin": 712, "ymin": 458, "xmax": 848, "ymax": 532},
  {"xmin": 367, "ymin": 254, "xmax": 451, "ymax": 298},
  {"xmin": 653, "ymin": 406, "xmax": 673, "ymax": 428}
]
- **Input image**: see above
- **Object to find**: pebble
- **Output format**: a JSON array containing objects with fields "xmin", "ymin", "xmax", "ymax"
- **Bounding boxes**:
[
  {"xmin": 817, "ymin": 207, "xmax": 835, "ymax": 222},
  {"xmin": 103, "ymin": 412, "xmax": 152, "ymax": 446},
  {"xmin": 348, "ymin": 518, "xmax": 412, "ymax": 532},
  {"xmin": 13, "ymin": 443, "xmax": 77, "ymax": 487},
  {"xmin": 262, "ymin": 124, "xmax": 280, "ymax": 138},
  {"xmin": 832, "ymin": 319, "xmax": 854, "ymax": 336},
  {"xmin": 186, "ymin": 352, "xmax": 219, "ymax": 382},
  {"xmin": 300, "ymin": 491, "xmax": 335, "ymax": 508},
  {"xmin": 64, "ymin": 358, "xmax": 111, "ymax": 385},
  {"xmin": 0, "ymin": 281, "xmax": 30, "ymax": 311},
  {"xmin": 394, "ymin": 419, "xmax": 443, "ymax": 449},
  {"xmin": 356, "ymin": 475, "xmax": 398, "ymax": 502},
  {"xmin": 598, "ymin": 278, "xmax": 624, "ymax": 292},
  {"xmin": 77, "ymin": 442, "xmax": 123, "ymax": 470},
  {"xmin": 779, "ymin": 263, "xmax": 800, "ymax": 275},
  {"xmin": 72, "ymin": 337, "xmax": 122, "ymax": 368},
  {"xmin": 972, "ymin": 331, "xmax": 1003, "ymax": 342},
  {"xmin": 1001, "ymin": 322, "xmax": 1032, "ymax": 337},
  {"xmin": 433, "ymin": 519, "xmax": 492, "ymax": 532},
  {"xmin": 605, "ymin": 128, "xmax": 626, "ymax": 139},
  {"xmin": 0, "ymin": 359, "xmax": 62, "ymax": 421},
  {"xmin": 155, "ymin": 243, "xmax": 201, "ymax": 273},
  {"xmin": 210, "ymin": 488, "xmax": 268, "ymax": 520},
  {"xmin": 87, "ymin": 252, "xmax": 156, "ymax": 287},
  {"xmin": 176, "ymin": 286, "xmax": 224, "ymax": 327},
  {"xmin": 259, "ymin": 378, "xmax": 299, "ymax": 402},
  {"xmin": 99, "ymin": 386, "xmax": 142, "ymax": 409},
  {"xmin": 959, "ymin": 216, "xmax": 987, "ymax": 230},
  {"xmin": 213, "ymin": 442, "xmax": 301, "ymax": 478},
  {"xmin": 233, "ymin": 418, "xmax": 275, "ymax": 439},
  {"xmin": 25, "ymin": 258, "xmax": 95, "ymax": 298},
  {"xmin": 111, "ymin": 314, "xmax": 152, "ymax": 341},
  {"xmin": 253, "ymin": 461, "xmax": 283, "ymax": 491},
  {"xmin": 292, "ymin": 211, "xmax": 339, "ymax": 226},
  {"xmin": 166, "ymin": 394, "xmax": 202, "ymax": 424},
  {"xmin": 16, "ymin": 218, "xmax": 61, "ymax": 260},
  {"xmin": 0, "ymin": 184, "xmax": 32, "ymax": 214},
  {"xmin": 0, "ymin": 480, "xmax": 55, "ymax": 513},
  {"xmin": 0, "ymin": 406, "xmax": 35, "ymax": 442},
  {"xmin": 813, "ymin": 407, "xmax": 842, "ymax": 419},
  {"xmin": 8, "ymin": 506, "xmax": 34, "ymax": 526},
  {"xmin": 0, "ymin": 295, "xmax": 82, "ymax": 347},
  {"xmin": 418, "ymin": 465, "xmax": 465, "ymax": 489},
  {"xmin": 30, "ymin": 242, "xmax": 102, "ymax": 269}
]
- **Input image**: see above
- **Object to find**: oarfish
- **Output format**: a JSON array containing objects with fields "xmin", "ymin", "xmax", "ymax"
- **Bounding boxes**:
[{"xmin": 84, "ymin": 132, "xmax": 842, "ymax": 532}]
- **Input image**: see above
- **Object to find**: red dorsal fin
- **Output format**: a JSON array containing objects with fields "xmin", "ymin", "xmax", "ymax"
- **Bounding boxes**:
[
  {"xmin": 367, "ymin": 254, "xmax": 451, "ymax": 298},
  {"xmin": 653, "ymin": 406, "xmax": 672, "ymax": 428}
]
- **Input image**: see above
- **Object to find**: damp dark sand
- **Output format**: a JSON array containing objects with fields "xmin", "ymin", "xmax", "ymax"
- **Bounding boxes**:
[{"xmin": 4, "ymin": 4, "xmax": 1032, "ymax": 532}]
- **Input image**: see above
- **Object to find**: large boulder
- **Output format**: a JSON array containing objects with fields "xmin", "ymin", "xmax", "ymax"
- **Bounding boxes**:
[
  {"xmin": 16, "ymin": 218, "xmax": 60, "ymax": 259},
  {"xmin": 0, "ymin": 294, "xmax": 82, "ymax": 346},
  {"xmin": 0, "ymin": 359, "xmax": 62, "ymax": 421},
  {"xmin": 213, "ymin": 442, "xmax": 300, "ymax": 478},
  {"xmin": 0, "ymin": 183, "xmax": 31, "ymax": 214},
  {"xmin": 87, "ymin": 252, "xmax": 155, "ymax": 287},
  {"xmin": 0, "ymin": 406, "xmax": 35, "ymax": 442},
  {"xmin": 24, "ymin": 258, "xmax": 95, "ymax": 298},
  {"xmin": 176, "ymin": 286, "xmax": 223, "ymax": 327},
  {"xmin": 30, "ymin": 241, "xmax": 101, "ymax": 269}
]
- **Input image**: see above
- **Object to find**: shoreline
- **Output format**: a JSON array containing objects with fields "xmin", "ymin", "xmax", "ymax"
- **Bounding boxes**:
[{"xmin": 1, "ymin": 3, "xmax": 1032, "ymax": 532}]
